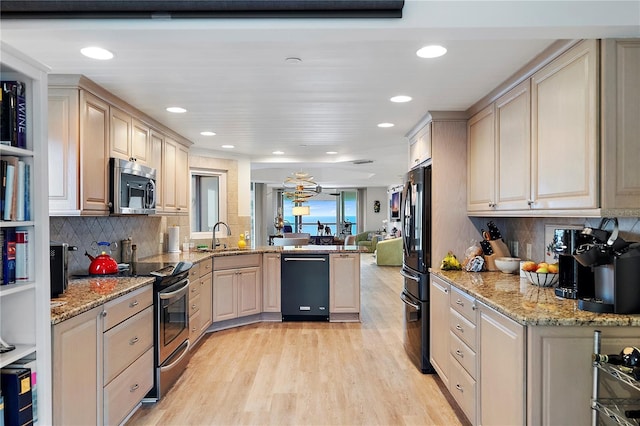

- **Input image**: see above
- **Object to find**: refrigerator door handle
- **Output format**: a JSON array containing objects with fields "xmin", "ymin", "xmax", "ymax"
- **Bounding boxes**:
[
  {"xmin": 400, "ymin": 291, "xmax": 421, "ymax": 310},
  {"xmin": 400, "ymin": 268, "xmax": 420, "ymax": 282}
]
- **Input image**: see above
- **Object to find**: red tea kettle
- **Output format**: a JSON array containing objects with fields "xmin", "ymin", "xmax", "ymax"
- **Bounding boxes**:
[{"xmin": 85, "ymin": 241, "xmax": 119, "ymax": 275}]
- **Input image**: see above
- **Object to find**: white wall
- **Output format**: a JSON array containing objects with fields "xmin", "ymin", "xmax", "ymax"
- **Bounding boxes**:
[{"xmin": 363, "ymin": 186, "xmax": 388, "ymax": 232}]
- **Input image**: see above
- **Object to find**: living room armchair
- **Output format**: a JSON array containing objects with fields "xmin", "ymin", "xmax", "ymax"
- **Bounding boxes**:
[
  {"xmin": 354, "ymin": 231, "xmax": 381, "ymax": 253},
  {"xmin": 375, "ymin": 237, "xmax": 402, "ymax": 266}
]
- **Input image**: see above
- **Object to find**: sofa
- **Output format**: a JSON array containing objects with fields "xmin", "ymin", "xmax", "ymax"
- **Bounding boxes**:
[
  {"xmin": 375, "ymin": 237, "xmax": 402, "ymax": 266},
  {"xmin": 354, "ymin": 231, "xmax": 382, "ymax": 253}
]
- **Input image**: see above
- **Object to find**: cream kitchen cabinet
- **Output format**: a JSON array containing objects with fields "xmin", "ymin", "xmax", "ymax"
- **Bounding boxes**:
[
  {"xmin": 213, "ymin": 254, "xmax": 262, "ymax": 323},
  {"xmin": 189, "ymin": 259, "xmax": 213, "ymax": 348},
  {"xmin": 52, "ymin": 285, "xmax": 153, "ymax": 426},
  {"xmin": 477, "ymin": 301, "xmax": 525, "ymax": 426},
  {"xmin": 262, "ymin": 252, "xmax": 282, "ymax": 313},
  {"xmin": 149, "ymin": 129, "xmax": 164, "ymax": 210},
  {"xmin": 467, "ymin": 104, "xmax": 496, "ymax": 212},
  {"xmin": 109, "ymin": 106, "xmax": 149, "ymax": 165},
  {"xmin": 429, "ymin": 274, "xmax": 450, "ymax": 388},
  {"xmin": 329, "ymin": 253, "xmax": 360, "ymax": 321},
  {"xmin": 162, "ymin": 136, "xmax": 190, "ymax": 214},
  {"xmin": 48, "ymin": 81, "xmax": 111, "ymax": 215},
  {"xmin": 408, "ymin": 121, "xmax": 431, "ymax": 169}
]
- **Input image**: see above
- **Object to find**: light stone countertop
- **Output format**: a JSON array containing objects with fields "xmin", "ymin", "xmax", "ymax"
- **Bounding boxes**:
[{"xmin": 432, "ymin": 269, "xmax": 640, "ymax": 327}]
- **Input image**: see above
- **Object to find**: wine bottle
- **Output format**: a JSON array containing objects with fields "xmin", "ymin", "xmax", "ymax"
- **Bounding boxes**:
[
  {"xmin": 593, "ymin": 353, "xmax": 624, "ymax": 364},
  {"xmin": 593, "ymin": 347, "xmax": 640, "ymax": 367},
  {"xmin": 625, "ymin": 410, "xmax": 640, "ymax": 419}
]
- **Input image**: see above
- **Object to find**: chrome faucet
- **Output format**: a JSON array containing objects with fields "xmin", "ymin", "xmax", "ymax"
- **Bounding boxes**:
[{"xmin": 212, "ymin": 221, "xmax": 231, "ymax": 249}]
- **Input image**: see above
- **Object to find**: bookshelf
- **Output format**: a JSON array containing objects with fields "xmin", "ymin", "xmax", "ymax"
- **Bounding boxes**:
[{"xmin": 1, "ymin": 42, "xmax": 51, "ymax": 424}]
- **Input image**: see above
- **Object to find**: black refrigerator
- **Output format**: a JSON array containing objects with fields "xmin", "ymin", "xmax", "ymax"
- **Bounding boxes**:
[{"xmin": 400, "ymin": 164, "xmax": 435, "ymax": 374}]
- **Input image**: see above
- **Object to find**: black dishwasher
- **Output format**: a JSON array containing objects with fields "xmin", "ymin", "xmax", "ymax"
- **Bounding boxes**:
[{"xmin": 281, "ymin": 254, "xmax": 330, "ymax": 321}]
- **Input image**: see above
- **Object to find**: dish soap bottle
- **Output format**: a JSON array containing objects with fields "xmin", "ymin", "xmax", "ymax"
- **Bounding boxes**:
[{"xmin": 238, "ymin": 234, "xmax": 247, "ymax": 249}]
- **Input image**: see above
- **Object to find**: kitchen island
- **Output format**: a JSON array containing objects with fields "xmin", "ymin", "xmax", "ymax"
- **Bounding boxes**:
[{"xmin": 431, "ymin": 269, "xmax": 640, "ymax": 426}]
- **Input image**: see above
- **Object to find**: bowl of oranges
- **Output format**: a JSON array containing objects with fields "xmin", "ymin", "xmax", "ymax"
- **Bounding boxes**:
[{"xmin": 521, "ymin": 261, "xmax": 559, "ymax": 287}]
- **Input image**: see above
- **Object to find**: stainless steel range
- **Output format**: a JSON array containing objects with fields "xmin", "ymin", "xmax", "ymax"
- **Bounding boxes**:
[{"xmin": 139, "ymin": 261, "xmax": 193, "ymax": 402}]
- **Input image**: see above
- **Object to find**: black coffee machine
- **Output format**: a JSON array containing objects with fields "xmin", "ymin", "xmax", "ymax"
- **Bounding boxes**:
[
  {"xmin": 552, "ymin": 228, "xmax": 595, "ymax": 299},
  {"xmin": 573, "ymin": 218, "xmax": 640, "ymax": 314}
]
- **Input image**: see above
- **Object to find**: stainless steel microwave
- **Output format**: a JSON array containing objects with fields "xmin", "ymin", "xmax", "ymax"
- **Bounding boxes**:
[{"xmin": 109, "ymin": 158, "xmax": 157, "ymax": 215}]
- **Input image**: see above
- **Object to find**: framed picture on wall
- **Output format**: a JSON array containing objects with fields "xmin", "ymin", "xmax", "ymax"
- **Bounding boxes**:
[{"xmin": 390, "ymin": 191, "xmax": 401, "ymax": 219}]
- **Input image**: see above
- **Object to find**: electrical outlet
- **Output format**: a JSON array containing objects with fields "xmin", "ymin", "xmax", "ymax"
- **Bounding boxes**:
[{"xmin": 526, "ymin": 243, "xmax": 532, "ymax": 260}]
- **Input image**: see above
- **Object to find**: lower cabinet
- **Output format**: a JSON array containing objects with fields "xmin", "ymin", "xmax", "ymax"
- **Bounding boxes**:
[
  {"xmin": 213, "ymin": 254, "xmax": 262, "ymax": 322},
  {"xmin": 430, "ymin": 275, "xmax": 450, "ymax": 388},
  {"xmin": 189, "ymin": 260, "xmax": 213, "ymax": 347},
  {"xmin": 262, "ymin": 252, "xmax": 281, "ymax": 313},
  {"xmin": 52, "ymin": 285, "xmax": 153, "ymax": 425},
  {"xmin": 329, "ymin": 253, "xmax": 360, "ymax": 318}
]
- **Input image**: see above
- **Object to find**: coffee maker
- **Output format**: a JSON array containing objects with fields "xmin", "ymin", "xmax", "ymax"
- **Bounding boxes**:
[
  {"xmin": 573, "ymin": 218, "xmax": 640, "ymax": 314},
  {"xmin": 552, "ymin": 228, "xmax": 595, "ymax": 299}
]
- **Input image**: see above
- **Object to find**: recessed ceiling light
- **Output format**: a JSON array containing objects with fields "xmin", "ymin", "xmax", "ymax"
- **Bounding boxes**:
[
  {"xmin": 166, "ymin": 107, "xmax": 187, "ymax": 113},
  {"xmin": 221, "ymin": 144, "xmax": 234, "ymax": 149},
  {"xmin": 326, "ymin": 151, "xmax": 338, "ymax": 155},
  {"xmin": 80, "ymin": 46, "xmax": 114, "ymax": 60},
  {"xmin": 285, "ymin": 57, "xmax": 302, "ymax": 64},
  {"xmin": 377, "ymin": 122, "xmax": 394, "ymax": 128},
  {"xmin": 416, "ymin": 45, "xmax": 447, "ymax": 59},
  {"xmin": 272, "ymin": 151, "xmax": 285, "ymax": 155},
  {"xmin": 390, "ymin": 95, "xmax": 412, "ymax": 103},
  {"xmin": 200, "ymin": 131, "xmax": 216, "ymax": 136}
]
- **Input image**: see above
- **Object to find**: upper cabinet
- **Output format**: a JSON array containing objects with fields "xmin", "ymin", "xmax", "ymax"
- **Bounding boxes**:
[
  {"xmin": 48, "ymin": 75, "xmax": 191, "ymax": 216},
  {"xmin": 408, "ymin": 122, "xmax": 432, "ymax": 169},
  {"xmin": 467, "ymin": 38, "xmax": 640, "ymax": 217}
]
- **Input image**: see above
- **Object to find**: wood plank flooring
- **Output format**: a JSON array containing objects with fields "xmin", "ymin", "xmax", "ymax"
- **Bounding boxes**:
[{"xmin": 127, "ymin": 254, "xmax": 468, "ymax": 426}]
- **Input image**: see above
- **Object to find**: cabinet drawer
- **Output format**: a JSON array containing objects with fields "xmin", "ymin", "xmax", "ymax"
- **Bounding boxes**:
[
  {"xmin": 450, "ymin": 308, "xmax": 477, "ymax": 350},
  {"xmin": 214, "ymin": 254, "xmax": 260, "ymax": 270},
  {"xmin": 190, "ymin": 279, "xmax": 202, "ymax": 299},
  {"xmin": 103, "ymin": 285, "xmax": 152, "ymax": 330},
  {"xmin": 189, "ymin": 292, "xmax": 201, "ymax": 316},
  {"xmin": 189, "ymin": 309, "xmax": 201, "ymax": 344},
  {"xmin": 199, "ymin": 259, "xmax": 213, "ymax": 276},
  {"xmin": 104, "ymin": 348, "xmax": 154, "ymax": 426},
  {"xmin": 189, "ymin": 262, "xmax": 201, "ymax": 280},
  {"xmin": 450, "ymin": 286, "xmax": 476, "ymax": 323},
  {"xmin": 449, "ymin": 331, "xmax": 476, "ymax": 378},
  {"xmin": 104, "ymin": 306, "xmax": 153, "ymax": 384},
  {"xmin": 449, "ymin": 354, "xmax": 477, "ymax": 424}
]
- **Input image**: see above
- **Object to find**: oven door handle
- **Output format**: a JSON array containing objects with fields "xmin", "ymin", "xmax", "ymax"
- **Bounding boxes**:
[
  {"xmin": 400, "ymin": 292, "xmax": 421, "ymax": 310},
  {"xmin": 400, "ymin": 269, "xmax": 420, "ymax": 282},
  {"xmin": 159, "ymin": 279, "xmax": 190, "ymax": 300},
  {"xmin": 160, "ymin": 340, "xmax": 191, "ymax": 373}
]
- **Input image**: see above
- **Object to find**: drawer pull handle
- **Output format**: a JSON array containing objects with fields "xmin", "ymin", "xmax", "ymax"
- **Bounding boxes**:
[
  {"xmin": 455, "ymin": 350, "xmax": 463, "ymax": 358},
  {"xmin": 130, "ymin": 384, "xmax": 139, "ymax": 392},
  {"xmin": 130, "ymin": 337, "xmax": 139, "ymax": 345},
  {"xmin": 456, "ymin": 324, "xmax": 463, "ymax": 332},
  {"xmin": 192, "ymin": 326, "xmax": 197, "ymax": 332},
  {"xmin": 472, "ymin": 304, "xmax": 477, "ymax": 311},
  {"xmin": 192, "ymin": 287, "xmax": 197, "ymax": 292},
  {"xmin": 192, "ymin": 304, "xmax": 197, "ymax": 309},
  {"xmin": 130, "ymin": 300, "xmax": 139, "ymax": 308},
  {"xmin": 456, "ymin": 384, "xmax": 464, "ymax": 392},
  {"xmin": 456, "ymin": 299, "xmax": 464, "ymax": 306}
]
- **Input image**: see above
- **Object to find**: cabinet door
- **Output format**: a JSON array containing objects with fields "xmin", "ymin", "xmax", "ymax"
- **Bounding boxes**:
[
  {"xmin": 495, "ymin": 80, "xmax": 531, "ymax": 210},
  {"xmin": 198, "ymin": 272, "xmax": 213, "ymax": 334},
  {"xmin": 149, "ymin": 129, "xmax": 164, "ymax": 211},
  {"xmin": 238, "ymin": 267, "xmax": 261, "ymax": 317},
  {"xmin": 408, "ymin": 122, "xmax": 431, "ymax": 169},
  {"xmin": 213, "ymin": 270, "xmax": 237, "ymax": 322},
  {"xmin": 162, "ymin": 137, "xmax": 178, "ymax": 211},
  {"xmin": 262, "ymin": 253, "xmax": 281, "ymax": 312},
  {"xmin": 478, "ymin": 303, "xmax": 525, "ymax": 426},
  {"xmin": 329, "ymin": 253, "xmax": 360, "ymax": 313},
  {"xmin": 110, "ymin": 105, "xmax": 132, "ymax": 160},
  {"xmin": 429, "ymin": 275, "xmax": 450, "ymax": 388},
  {"xmin": 531, "ymin": 39, "xmax": 598, "ymax": 210},
  {"xmin": 48, "ymin": 87, "xmax": 80, "ymax": 213},
  {"xmin": 176, "ymin": 143, "xmax": 189, "ymax": 212},
  {"xmin": 80, "ymin": 90, "xmax": 110, "ymax": 213},
  {"xmin": 131, "ymin": 118, "xmax": 149, "ymax": 164},
  {"xmin": 52, "ymin": 305, "xmax": 102, "ymax": 425},
  {"xmin": 467, "ymin": 104, "xmax": 496, "ymax": 211}
]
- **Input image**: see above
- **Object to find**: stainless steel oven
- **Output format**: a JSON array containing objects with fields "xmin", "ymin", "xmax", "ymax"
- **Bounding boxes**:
[{"xmin": 143, "ymin": 262, "xmax": 192, "ymax": 402}]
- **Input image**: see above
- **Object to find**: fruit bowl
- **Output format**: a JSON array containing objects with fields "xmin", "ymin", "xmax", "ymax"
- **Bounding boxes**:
[
  {"xmin": 494, "ymin": 257, "xmax": 521, "ymax": 274},
  {"xmin": 523, "ymin": 270, "xmax": 559, "ymax": 287}
]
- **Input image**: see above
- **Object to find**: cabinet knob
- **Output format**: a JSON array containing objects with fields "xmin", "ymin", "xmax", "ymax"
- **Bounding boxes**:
[
  {"xmin": 101, "ymin": 311, "xmax": 107, "ymax": 318},
  {"xmin": 455, "ymin": 349, "xmax": 464, "ymax": 358},
  {"xmin": 129, "ymin": 336, "xmax": 139, "ymax": 345},
  {"xmin": 130, "ymin": 383, "xmax": 139, "ymax": 392},
  {"xmin": 456, "ymin": 299, "xmax": 464, "ymax": 306},
  {"xmin": 527, "ymin": 200, "xmax": 535, "ymax": 206},
  {"xmin": 472, "ymin": 304, "xmax": 477, "ymax": 311},
  {"xmin": 129, "ymin": 300, "xmax": 139, "ymax": 307},
  {"xmin": 456, "ymin": 324, "xmax": 464, "ymax": 332},
  {"xmin": 456, "ymin": 384, "xmax": 464, "ymax": 392}
]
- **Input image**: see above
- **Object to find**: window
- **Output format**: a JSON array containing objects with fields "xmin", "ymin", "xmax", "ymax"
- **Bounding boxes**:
[
  {"xmin": 281, "ymin": 190, "xmax": 357, "ymax": 236},
  {"xmin": 190, "ymin": 170, "xmax": 227, "ymax": 238}
]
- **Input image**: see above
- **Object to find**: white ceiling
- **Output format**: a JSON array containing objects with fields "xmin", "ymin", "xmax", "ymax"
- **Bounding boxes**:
[{"xmin": 2, "ymin": 1, "xmax": 639, "ymax": 190}]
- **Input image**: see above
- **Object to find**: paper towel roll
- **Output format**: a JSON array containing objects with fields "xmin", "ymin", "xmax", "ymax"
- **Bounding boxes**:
[{"xmin": 168, "ymin": 226, "xmax": 180, "ymax": 253}]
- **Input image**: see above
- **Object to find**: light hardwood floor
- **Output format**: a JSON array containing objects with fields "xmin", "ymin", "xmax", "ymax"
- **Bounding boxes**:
[{"xmin": 127, "ymin": 254, "xmax": 468, "ymax": 426}]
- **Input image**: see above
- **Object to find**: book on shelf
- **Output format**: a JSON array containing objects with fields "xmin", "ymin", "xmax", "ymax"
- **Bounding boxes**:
[
  {"xmin": 1, "ymin": 156, "xmax": 30, "ymax": 222},
  {"xmin": 2, "ymin": 228, "xmax": 16, "ymax": 285},
  {"xmin": 0, "ymin": 367, "xmax": 34, "ymax": 426},
  {"xmin": 0, "ymin": 81, "xmax": 26, "ymax": 149},
  {"xmin": 15, "ymin": 229, "xmax": 28, "ymax": 282},
  {"xmin": 6, "ymin": 357, "xmax": 37, "ymax": 424}
]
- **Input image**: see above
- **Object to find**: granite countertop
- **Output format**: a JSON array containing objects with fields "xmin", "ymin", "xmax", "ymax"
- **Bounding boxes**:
[
  {"xmin": 51, "ymin": 276, "xmax": 155, "ymax": 325},
  {"xmin": 432, "ymin": 269, "xmax": 640, "ymax": 327}
]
